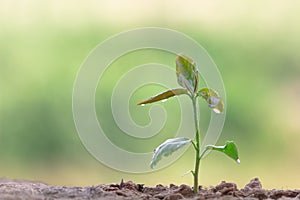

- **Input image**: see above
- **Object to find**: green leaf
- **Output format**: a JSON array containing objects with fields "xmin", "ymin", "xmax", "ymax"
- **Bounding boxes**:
[
  {"xmin": 176, "ymin": 53, "xmax": 199, "ymax": 94},
  {"xmin": 151, "ymin": 137, "xmax": 191, "ymax": 168},
  {"xmin": 205, "ymin": 141, "xmax": 240, "ymax": 163},
  {"xmin": 137, "ymin": 88, "xmax": 188, "ymax": 105},
  {"xmin": 198, "ymin": 88, "xmax": 224, "ymax": 113}
]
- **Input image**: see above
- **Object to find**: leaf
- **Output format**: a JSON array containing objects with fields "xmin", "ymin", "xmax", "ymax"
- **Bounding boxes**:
[
  {"xmin": 137, "ymin": 88, "xmax": 188, "ymax": 105},
  {"xmin": 198, "ymin": 88, "xmax": 224, "ymax": 113},
  {"xmin": 151, "ymin": 137, "xmax": 191, "ymax": 168},
  {"xmin": 176, "ymin": 53, "xmax": 199, "ymax": 94},
  {"xmin": 205, "ymin": 141, "xmax": 240, "ymax": 163}
]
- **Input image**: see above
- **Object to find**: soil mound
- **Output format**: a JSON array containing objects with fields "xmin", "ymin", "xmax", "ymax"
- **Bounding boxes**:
[{"xmin": 0, "ymin": 177, "xmax": 299, "ymax": 199}]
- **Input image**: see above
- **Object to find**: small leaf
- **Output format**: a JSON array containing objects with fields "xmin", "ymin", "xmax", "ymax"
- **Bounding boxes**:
[
  {"xmin": 137, "ymin": 88, "xmax": 188, "ymax": 105},
  {"xmin": 198, "ymin": 88, "xmax": 224, "ymax": 113},
  {"xmin": 176, "ymin": 53, "xmax": 199, "ymax": 94},
  {"xmin": 151, "ymin": 137, "xmax": 191, "ymax": 168},
  {"xmin": 205, "ymin": 141, "xmax": 240, "ymax": 163},
  {"xmin": 181, "ymin": 170, "xmax": 193, "ymax": 177}
]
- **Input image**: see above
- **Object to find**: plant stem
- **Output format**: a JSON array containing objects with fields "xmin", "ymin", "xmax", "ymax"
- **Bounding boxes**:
[{"xmin": 192, "ymin": 97, "xmax": 200, "ymax": 194}]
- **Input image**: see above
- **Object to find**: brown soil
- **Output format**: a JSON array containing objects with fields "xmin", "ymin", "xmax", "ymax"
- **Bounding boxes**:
[{"xmin": 0, "ymin": 177, "xmax": 299, "ymax": 200}]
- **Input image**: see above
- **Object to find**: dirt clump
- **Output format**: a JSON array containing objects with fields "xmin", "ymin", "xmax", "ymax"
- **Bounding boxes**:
[{"xmin": 0, "ymin": 177, "xmax": 299, "ymax": 200}]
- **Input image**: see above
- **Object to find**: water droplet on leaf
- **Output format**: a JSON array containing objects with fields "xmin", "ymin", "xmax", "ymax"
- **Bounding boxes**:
[
  {"xmin": 161, "ymin": 99, "xmax": 167, "ymax": 103},
  {"xmin": 208, "ymin": 96, "xmax": 223, "ymax": 113},
  {"xmin": 141, "ymin": 104, "xmax": 145, "ymax": 107},
  {"xmin": 199, "ymin": 88, "xmax": 224, "ymax": 113},
  {"xmin": 212, "ymin": 108, "xmax": 221, "ymax": 114},
  {"xmin": 237, "ymin": 159, "xmax": 240, "ymax": 164}
]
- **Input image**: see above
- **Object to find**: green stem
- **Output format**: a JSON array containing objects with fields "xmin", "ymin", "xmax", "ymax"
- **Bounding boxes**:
[{"xmin": 192, "ymin": 97, "xmax": 200, "ymax": 194}]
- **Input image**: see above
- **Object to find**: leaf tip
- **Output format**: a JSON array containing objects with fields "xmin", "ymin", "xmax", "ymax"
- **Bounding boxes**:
[
  {"xmin": 136, "ymin": 102, "xmax": 145, "ymax": 106},
  {"xmin": 150, "ymin": 163, "xmax": 155, "ymax": 169}
]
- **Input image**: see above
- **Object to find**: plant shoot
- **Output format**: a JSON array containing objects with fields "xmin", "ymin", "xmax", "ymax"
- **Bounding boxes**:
[{"xmin": 137, "ymin": 53, "xmax": 239, "ymax": 194}]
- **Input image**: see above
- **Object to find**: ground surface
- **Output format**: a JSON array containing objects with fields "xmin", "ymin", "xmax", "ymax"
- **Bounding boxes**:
[{"xmin": 0, "ymin": 177, "xmax": 299, "ymax": 200}]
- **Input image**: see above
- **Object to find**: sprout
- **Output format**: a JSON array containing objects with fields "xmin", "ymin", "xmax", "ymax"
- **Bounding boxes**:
[{"xmin": 137, "ymin": 53, "xmax": 239, "ymax": 194}]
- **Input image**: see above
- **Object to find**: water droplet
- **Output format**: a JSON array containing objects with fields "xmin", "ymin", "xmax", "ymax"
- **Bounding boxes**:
[
  {"xmin": 237, "ymin": 159, "xmax": 241, "ymax": 164},
  {"xmin": 212, "ymin": 108, "xmax": 221, "ymax": 114},
  {"xmin": 141, "ymin": 104, "xmax": 145, "ymax": 107},
  {"xmin": 161, "ymin": 99, "xmax": 167, "ymax": 103}
]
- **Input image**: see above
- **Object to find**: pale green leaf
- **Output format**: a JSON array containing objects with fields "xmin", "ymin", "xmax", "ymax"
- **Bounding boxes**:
[
  {"xmin": 198, "ymin": 88, "xmax": 224, "ymax": 113},
  {"xmin": 151, "ymin": 137, "xmax": 191, "ymax": 168},
  {"xmin": 176, "ymin": 53, "xmax": 199, "ymax": 94}
]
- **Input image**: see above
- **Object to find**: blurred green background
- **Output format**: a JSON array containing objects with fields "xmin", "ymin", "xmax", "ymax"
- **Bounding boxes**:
[{"xmin": 1, "ymin": 0, "xmax": 300, "ymax": 189}]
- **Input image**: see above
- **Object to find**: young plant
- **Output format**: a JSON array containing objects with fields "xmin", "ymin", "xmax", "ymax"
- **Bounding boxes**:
[{"xmin": 137, "ymin": 53, "xmax": 240, "ymax": 194}]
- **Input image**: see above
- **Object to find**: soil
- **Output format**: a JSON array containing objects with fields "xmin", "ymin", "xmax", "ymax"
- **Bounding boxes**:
[{"xmin": 0, "ymin": 177, "xmax": 299, "ymax": 200}]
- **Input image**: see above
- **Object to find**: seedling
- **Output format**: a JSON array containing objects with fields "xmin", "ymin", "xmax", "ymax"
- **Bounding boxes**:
[{"xmin": 137, "ymin": 53, "xmax": 240, "ymax": 194}]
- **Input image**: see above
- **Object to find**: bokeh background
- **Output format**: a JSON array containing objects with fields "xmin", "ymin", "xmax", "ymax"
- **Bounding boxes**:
[{"xmin": 1, "ymin": 0, "xmax": 300, "ymax": 189}]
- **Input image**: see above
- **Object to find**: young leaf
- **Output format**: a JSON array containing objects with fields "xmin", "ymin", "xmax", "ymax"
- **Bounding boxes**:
[
  {"xmin": 205, "ymin": 141, "xmax": 240, "ymax": 163},
  {"xmin": 137, "ymin": 88, "xmax": 188, "ymax": 105},
  {"xmin": 198, "ymin": 88, "xmax": 224, "ymax": 113},
  {"xmin": 176, "ymin": 53, "xmax": 199, "ymax": 94},
  {"xmin": 151, "ymin": 137, "xmax": 191, "ymax": 169}
]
